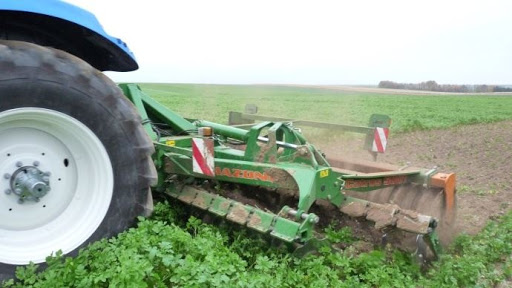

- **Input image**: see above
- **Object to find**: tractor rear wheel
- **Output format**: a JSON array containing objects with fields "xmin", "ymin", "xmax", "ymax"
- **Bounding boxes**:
[{"xmin": 0, "ymin": 41, "xmax": 156, "ymax": 280}]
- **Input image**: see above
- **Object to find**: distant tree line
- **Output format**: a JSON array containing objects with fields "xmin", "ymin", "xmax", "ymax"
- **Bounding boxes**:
[{"xmin": 378, "ymin": 80, "xmax": 512, "ymax": 93}]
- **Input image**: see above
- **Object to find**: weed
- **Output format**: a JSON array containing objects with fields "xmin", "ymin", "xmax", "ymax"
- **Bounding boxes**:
[
  {"xmin": 457, "ymin": 185, "xmax": 473, "ymax": 194},
  {"xmin": 445, "ymin": 162, "xmax": 457, "ymax": 169},
  {"xmin": 324, "ymin": 224, "xmax": 354, "ymax": 244},
  {"xmin": 477, "ymin": 189, "xmax": 499, "ymax": 196}
]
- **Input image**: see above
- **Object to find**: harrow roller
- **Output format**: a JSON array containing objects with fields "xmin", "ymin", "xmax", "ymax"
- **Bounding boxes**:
[
  {"xmin": 344, "ymin": 175, "xmax": 456, "ymax": 246},
  {"xmin": 362, "ymin": 191, "xmax": 453, "ymax": 244}
]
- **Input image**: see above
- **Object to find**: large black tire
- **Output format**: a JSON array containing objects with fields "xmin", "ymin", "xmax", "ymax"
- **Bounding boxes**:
[{"xmin": 0, "ymin": 41, "xmax": 156, "ymax": 280}]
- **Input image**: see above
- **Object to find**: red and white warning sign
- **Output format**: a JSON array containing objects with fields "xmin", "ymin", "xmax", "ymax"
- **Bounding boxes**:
[
  {"xmin": 372, "ymin": 127, "xmax": 389, "ymax": 153},
  {"xmin": 192, "ymin": 138, "xmax": 215, "ymax": 176}
]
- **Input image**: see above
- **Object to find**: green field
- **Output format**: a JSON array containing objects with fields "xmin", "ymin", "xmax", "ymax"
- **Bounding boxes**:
[
  {"xmin": 139, "ymin": 83, "xmax": 512, "ymax": 132},
  {"xmin": 4, "ymin": 84, "xmax": 512, "ymax": 287}
]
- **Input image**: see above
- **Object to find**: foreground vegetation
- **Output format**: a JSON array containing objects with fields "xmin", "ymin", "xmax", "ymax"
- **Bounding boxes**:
[
  {"xmin": 4, "ymin": 201, "xmax": 512, "ymax": 287},
  {"xmin": 139, "ymin": 83, "xmax": 512, "ymax": 133}
]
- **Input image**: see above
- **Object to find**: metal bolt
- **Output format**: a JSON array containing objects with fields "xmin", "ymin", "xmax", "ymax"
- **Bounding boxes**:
[
  {"xmin": 42, "ymin": 176, "xmax": 50, "ymax": 182},
  {"xmin": 3, "ymin": 173, "xmax": 10, "ymax": 179},
  {"xmin": 381, "ymin": 233, "xmax": 388, "ymax": 246},
  {"xmin": 4, "ymin": 189, "xmax": 11, "ymax": 195},
  {"xmin": 16, "ymin": 161, "xmax": 23, "ymax": 167},
  {"xmin": 14, "ymin": 188, "xmax": 22, "ymax": 195},
  {"xmin": 17, "ymin": 198, "xmax": 24, "ymax": 204},
  {"xmin": 33, "ymin": 161, "xmax": 40, "ymax": 167},
  {"xmin": 34, "ymin": 198, "xmax": 40, "ymax": 202},
  {"xmin": 44, "ymin": 171, "xmax": 51, "ymax": 176}
]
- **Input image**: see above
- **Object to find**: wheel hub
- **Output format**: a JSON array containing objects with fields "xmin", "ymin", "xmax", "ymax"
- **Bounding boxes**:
[{"xmin": 4, "ymin": 161, "xmax": 51, "ymax": 203}]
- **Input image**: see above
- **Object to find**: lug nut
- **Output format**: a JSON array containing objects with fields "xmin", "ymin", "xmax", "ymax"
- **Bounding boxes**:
[
  {"xmin": 33, "ymin": 161, "xmax": 40, "ymax": 167},
  {"xmin": 14, "ymin": 188, "xmax": 22, "ymax": 195},
  {"xmin": 44, "ymin": 171, "xmax": 51, "ymax": 176},
  {"xmin": 3, "ymin": 173, "xmax": 10, "ymax": 179},
  {"xmin": 16, "ymin": 161, "xmax": 23, "ymax": 167},
  {"xmin": 4, "ymin": 189, "xmax": 11, "ymax": 194},
  {"xmin": 17, "ymin": 198, "xmax": 24, "ymax": 204}
]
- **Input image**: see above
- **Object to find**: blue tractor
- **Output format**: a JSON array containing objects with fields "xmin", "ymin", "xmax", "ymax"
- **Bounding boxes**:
[{"xmin": 0, "ymin": 0, "xmax": 155, "ymax": 280}]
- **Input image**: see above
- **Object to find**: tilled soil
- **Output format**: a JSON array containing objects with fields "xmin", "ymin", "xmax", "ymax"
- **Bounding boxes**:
[{"xmin": 317, "ymin": 120, "xmax": 512, "ymax": 237}]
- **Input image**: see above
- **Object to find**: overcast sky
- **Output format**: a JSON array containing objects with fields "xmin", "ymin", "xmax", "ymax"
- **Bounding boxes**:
[{"xmin": 67, "ymin": 0, "xmax": 511, "ymax": 85}]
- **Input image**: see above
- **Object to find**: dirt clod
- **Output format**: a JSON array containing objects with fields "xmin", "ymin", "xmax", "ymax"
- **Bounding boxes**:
[
  {"xmin": 366, "ymin": 204, "xmax": 399, "ymax": 229},
  {"xmin": 339, "ymin": 202, "xmax": 367, "ymax": 217}
]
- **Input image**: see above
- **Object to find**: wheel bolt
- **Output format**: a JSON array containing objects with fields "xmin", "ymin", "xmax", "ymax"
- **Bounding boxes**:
[
  {"xmin": 3, "ymin": 173, "xmax": 10, "ymax": 179},
  {"xmin": 18, "ymin": 198, "xmax": 24, "ymax": 204},
  {"xmin": 44, "ymin": 171, "xmax": 51, "ymax": 176},
  {"xmin": 4, "ymin": 189, "xmax": 11, "ymax": 194},
  {"xmin": 33, "ymin": 161, "xmax": 40, "ymax": 167},
  {"xmin": 14, "ymin": 188, "xmax": 22, "ymax": 195},
  {"xmin": 16, "ymin": 161, "xmax": 23, "ymax": 167}
]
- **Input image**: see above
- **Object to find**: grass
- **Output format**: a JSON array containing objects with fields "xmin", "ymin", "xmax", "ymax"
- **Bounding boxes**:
[{"xmin": 138, "ymin": 83, "xmax": 512, "ymax": 133}]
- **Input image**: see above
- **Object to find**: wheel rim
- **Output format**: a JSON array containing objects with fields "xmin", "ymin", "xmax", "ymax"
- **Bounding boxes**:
[{"xmin": 0, "ymin": 108, "xmax": 113, "ymax": 265}]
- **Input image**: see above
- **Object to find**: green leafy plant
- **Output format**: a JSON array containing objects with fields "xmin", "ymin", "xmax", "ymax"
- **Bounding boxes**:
[
  {"xmin": 324, "ymin": 224, "xmax": 354, "ymax": 244},
  {"xmin": 4, "ymin": 202, "xmax": 512, "ymax": 288}
]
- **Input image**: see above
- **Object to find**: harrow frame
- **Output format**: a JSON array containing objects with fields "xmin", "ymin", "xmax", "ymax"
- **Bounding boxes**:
[{"xmin": 121, "ymin": 83, "xmax": 456, "ymax": 258}]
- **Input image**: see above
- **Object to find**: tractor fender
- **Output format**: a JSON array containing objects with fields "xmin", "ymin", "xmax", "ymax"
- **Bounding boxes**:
[{"xmin": 0, "ymin": 0, "xmax": 138, "ymax": 72}]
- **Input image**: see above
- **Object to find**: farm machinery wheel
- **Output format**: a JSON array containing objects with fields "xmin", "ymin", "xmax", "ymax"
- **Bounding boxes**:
[{"xmin": 0, "ymin": 41, "xmax": 156, "ymax": 279}]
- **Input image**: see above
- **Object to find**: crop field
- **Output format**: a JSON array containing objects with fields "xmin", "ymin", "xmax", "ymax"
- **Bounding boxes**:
[
  {"xmin": 4, "ymin": 84, "xmax": 512, "ymax": 287},
  {"xmin": 138, "ymin": 83, "xmax": 512, "ymax": 132}
]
